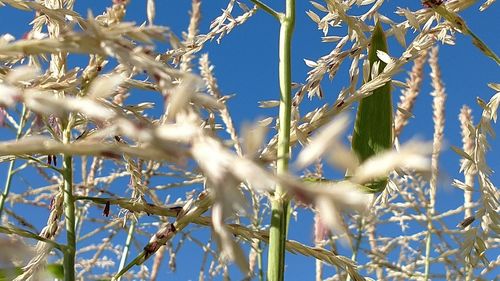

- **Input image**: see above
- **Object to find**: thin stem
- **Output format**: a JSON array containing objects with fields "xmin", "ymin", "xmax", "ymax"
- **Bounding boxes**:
[
  {"xmin": 249, "ymin": 0, "xmax": 281, "ymax": 21},
  {"xmin": 424, "ymin": 230, "xmax": 432, "ymax": 280},
  {"xmin": 267, "ymin": 1, "xmax": 294, "ymax": 280},
  {"xmin": 346, "ymin": 217, "xmax": 364, "ymax": 281},
  {"xmin": 114, "ymin": 252, "xmax": 146, "ymax": 280},
  {"xmin": 0, "ymin": 105, "xmax": 27, "ymax": 218},
  {"xmin": 117, "ymin": 220, "xmax": 136, "ymax": 281},
  {"xmin": 424, "ymin": 46, "xmax": 445, "ymax": 281},
  {"xmin": 257, "ymin": 241, "xmax": 264, "ymax": 281},
  {"xmin": 63, "ymin": 122, "xmax": 76, "ymax": 281}
]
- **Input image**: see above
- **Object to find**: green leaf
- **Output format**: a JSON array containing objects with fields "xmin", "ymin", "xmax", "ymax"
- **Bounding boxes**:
[
  {"xmin": 46, "ymin": 264, "xmax": 64, "ymax": 279},
  {"xmin": 0, "ymin": 264, "xmax": 64, "ymax": 281},
  {"xmin": 0, "ymin": 267, "xmax": 22, "ymax": 281},
  {"xmin": 351, "ymin": 22, "xmax": 393, "ymax": 193}
]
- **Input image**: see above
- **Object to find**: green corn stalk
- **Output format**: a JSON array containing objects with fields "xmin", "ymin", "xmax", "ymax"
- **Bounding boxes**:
[{"xmin": 351, "ymin": 22, "xmax": 393, "ymax": 193}]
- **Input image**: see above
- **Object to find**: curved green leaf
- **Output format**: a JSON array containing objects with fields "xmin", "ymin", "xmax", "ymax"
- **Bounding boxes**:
[{"xmin": 351, "ymin": 22, "xmax": 393, "ymax": 193}]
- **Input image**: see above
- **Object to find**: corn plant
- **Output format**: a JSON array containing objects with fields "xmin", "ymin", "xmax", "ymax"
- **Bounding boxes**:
[{"xmin": 0, "ymin": 1, "xmax": 498, "ymax": 281}]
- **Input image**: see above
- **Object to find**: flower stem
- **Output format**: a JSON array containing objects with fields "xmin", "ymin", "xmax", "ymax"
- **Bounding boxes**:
[
  {"xmin": 63, "ymin": 122, "xmax": 76, "ymax": 281},
  {"xmin": 117, "ymin": 220, "xmax": 136, "ymax": 281},
  {"xmin": 0, "ymin": 105, "xmax": 27, "ymax": 218},
  {"xmin": 257, "ymin": 241, "xmax": 264, "ymax": 281},
  {"xmin": 267, "ymin": 1, "xmax": 294, "ymax": 280}
]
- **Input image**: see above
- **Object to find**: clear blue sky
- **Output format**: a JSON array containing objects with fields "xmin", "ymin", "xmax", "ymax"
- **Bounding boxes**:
[{"xmin": 0, "ymin": 1, "xmax": 499, "ymax": 280}]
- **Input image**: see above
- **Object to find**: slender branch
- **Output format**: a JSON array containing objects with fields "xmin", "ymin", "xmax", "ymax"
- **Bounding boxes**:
[
  {"xmin": 429, "ymin": 3, "xmax": 500, "ymax": 65},
  {"xmin": 0, "ymin": 105, "xmax": 27, "ymax": 218},
  {"xmin": 75, "ymin": 196, "xmax": 184, "ymax": 217},
  {"xmin": 0, "ymin": 225, "xmax": 66, "ymax": 252},
  {"xmin": 249, "ymin": 0, "xmax": 281, "ymax": 21},
  {"xmin": 424, "ymin": 46, "xmax": 446, "ymax": 281},
  {"xmin": 116, "ymin": 220, "xmax": 136, "ymax": 281},
  {"xmin": 13, "ymin": 155, "xmax": 63, "ymax": 175},
  {"xmin": 267, "ymin": 1, "xmax": 295, "ymax": 280},
  {"xmin": 114, "ymin": 252, "xmax": 146, "ymax": 280}
]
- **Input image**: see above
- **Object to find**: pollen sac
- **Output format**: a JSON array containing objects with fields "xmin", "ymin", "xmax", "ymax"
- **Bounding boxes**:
[
  {"xmin": 458, "ymin": 216, "xmax": 475, "ymax": 229},
  {"xmin": 103, "ymin": 200, "xmax": 111, "ymax": 217},
  {"xmin": 422, "ymin": 0, "xmax": 444, "ymax": 8}
]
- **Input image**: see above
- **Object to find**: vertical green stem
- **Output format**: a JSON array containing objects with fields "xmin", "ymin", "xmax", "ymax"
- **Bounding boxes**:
[
  {"xmin": 257, "ymin": 241, "xmax": 264, "ymax": 281},
  {"xmin": 424, "ymin": 226, "xmax": 432, "ymax": 280},
  {"xmin": 63, "ymin": 124, "xmax": 75, "ymax": 281},
  {"xmin": 117, "ymin": 220, "xmax": 136, "ymax": 281},
  {"xmin": 0, "ymin": 106, "xmax": 27, "ymax": 218},
  {"xmin": 267, "ymin": 1, "xmax": 294, "ymax": 280}
]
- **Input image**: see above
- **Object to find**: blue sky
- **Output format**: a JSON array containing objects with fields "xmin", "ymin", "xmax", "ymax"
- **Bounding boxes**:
[{"xmin": 0, "ymin": 1, "xmax": 499, "ymax": 280}]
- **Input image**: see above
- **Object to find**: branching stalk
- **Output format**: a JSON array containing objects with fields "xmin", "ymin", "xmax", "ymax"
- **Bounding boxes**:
[
  {"xmin": 267, "ymin": 0, "xmax": 295, "ymax": 280},
  {"xmin": 249, "ymin": 0, "xmax": 281, "ymax": 21}
]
